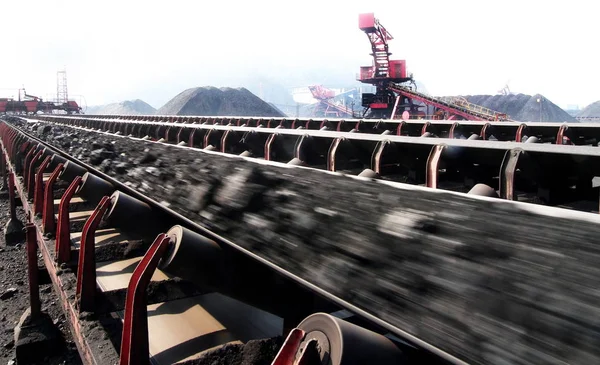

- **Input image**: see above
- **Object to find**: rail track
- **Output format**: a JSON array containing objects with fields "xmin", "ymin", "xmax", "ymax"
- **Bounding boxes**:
[{"xmin": 2, "ymin": 115, "xmax": 600, "ymax": 365}]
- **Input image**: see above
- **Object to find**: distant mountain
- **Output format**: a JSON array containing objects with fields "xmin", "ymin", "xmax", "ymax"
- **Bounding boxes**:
[
  {"xmin": 578, "ymin": 101, "xmax": 600, "ymax": 118},
  {"xmin": 85, "ymin": 99, "xmax": 156, "ymax": 115},
  {"xmin": 156, "ymin": 87, "xmax": 285, "ymax": 117}
]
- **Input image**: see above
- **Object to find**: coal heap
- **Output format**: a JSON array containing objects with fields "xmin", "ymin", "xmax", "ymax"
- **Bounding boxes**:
[
  {"xmin": 579, "ymin": 101, "xmax": 600, "ymax": 118},
  {"xmin": 464, "ymin": 94, "xmax": 575, "ymax": 122},
  {"xmin": 86, "ymin": 99, "xmax": 156, "ymax": 115},
  {"xmin": 156, "ymin": 87, "xmax": 285, "ymax": 117}
]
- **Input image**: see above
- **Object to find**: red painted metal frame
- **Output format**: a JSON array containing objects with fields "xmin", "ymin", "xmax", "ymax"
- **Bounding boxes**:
[
  {"xmin": 8, "ymin": 172, "xmax": 17, "ymax": 224},
  {"xmin": 76, "ymin": 196, "xmax": 112, "ymax": 312},
  {"xmin": 55, "ymin": 176, "xmax": 83, "ymax": 264},
  {"xmin": 556, "ymin": 124, "xmax": 572, "ymax": 145},
  {"xmin": 271, "ymin": 328, "xmax": 309, "ymax": 365},
  {"xmin": 479, "ymin": 123, "xmax": 491, "ymax": 140},
  {"xmin": 499, "ymin": 149, "xmax": 523, "ymax": 200},
  {"xmin": 327, "ymin": 138, "xmax": 343, "ymax": 172},
  {"xmin": 27, "ymin": 149, "xmax": 44, "ymax": 198},
  {"xmin": 22, "ymin": 146, "xmax": 36, "ymax": 187},
  {"xmin": 42, "ymin": 163, "xmax": 64, "ymax": 234},
  {"xmin": 371, "ymin": 140, "xmax": 388, "ymax": 175},
  {"xmin": 264, "ymin": 134, "xmax": 277, "ymax": 161},
  {"xmin": 119, "ymin": 233, "xmax": 171, "ymax": 365},
  {"xmin": 426, "ymin": 145, "xmax": 446, "ymax": 188},
  {"xmin": 390, "ymin": 86, "xmax": 487, "ymax": 122},
  {"xmin": 0, "ymin": 129, "xmax": 111, "ymax": 365},
  {"xmin": 26, "ymin": 223, "xmax": 41, "ymax": 319},
  {"xmin": 34, "ymin": 155, "xmax": 51, "ymax": 215},
  {"xmin": 515, "ymin": 124, "xmax": 527, "ymax": 143},
  {"xmin": 421, "ymin": 122, "xmax": 431, "ymax": 136}
]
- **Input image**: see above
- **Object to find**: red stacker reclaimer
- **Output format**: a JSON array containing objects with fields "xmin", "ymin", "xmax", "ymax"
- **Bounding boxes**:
[{"xmin": 357, "ymin": 13, "xmax": 510, "ymax": 121}]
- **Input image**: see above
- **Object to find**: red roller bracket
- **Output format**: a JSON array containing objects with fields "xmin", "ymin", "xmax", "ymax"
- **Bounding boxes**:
[
  {"xmin": 27, "ymin": 150, "xmax": 44, "ymax": 197},
  {"xmin": 426, "ymin": 144, "xmax": 446, "ymax": 189},
  {"xmin": 42, "ymin": 163, "xmax": 64, "ymax": 235},
  {"xmin": 119, "ymin": 233, "xmax": 171, "ymax": 365},
  {"xmin": 34, "ymin": 155, "xmax": 52, "ymax": 215},
  {"xmin": 55, "ymin": 176, "xmax": 83, "ymax": 263},
  {"xmin": 76, "ymin": 196, "xmax": 112, "ymax": 312},
  {"xmin": 270, "ymin": 328, "xmax": 309, "ymax": 365},
  {"xmin": 22, "ymin": 146, "xmax": 37, "ymax": 185},
  {"xmin": 26, "ymin": 223, "xmax": 41, "ymax": 319}
]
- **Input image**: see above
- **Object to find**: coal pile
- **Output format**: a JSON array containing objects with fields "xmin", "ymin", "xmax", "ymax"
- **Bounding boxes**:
[
  {"xmin": 24, "ymin": 120, "xmax": 600, "ymax": 365},
  {"xmin": 85, "ymin": 99, "xmax": 156, "ymax": 115},
  {"xmin": 463, "ymin": 94, "xmax": 575, "ymax": 122},
  {"xmin": 579, "ymin": 101, "xmax": 600, "ymax": 118},
  {"xmin": 156, "ymin": 87, "xmax": 285, "ymax": 117}
]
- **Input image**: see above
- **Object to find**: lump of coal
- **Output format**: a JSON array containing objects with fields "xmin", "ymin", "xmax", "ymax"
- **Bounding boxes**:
[
  {"xmin": 0, "ymin": 287, "xmax": 18, "ymax": 300},
  {"xmin": 89, "ymin": 148, "xmax": 115, "ymax": 165}
]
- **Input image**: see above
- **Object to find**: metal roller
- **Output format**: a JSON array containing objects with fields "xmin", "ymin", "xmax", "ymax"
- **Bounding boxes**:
[
  {"xmin": 59, "ymin": 160, "xmax": 87, "ymax": 184},
  {"xmin": 467, "ymin": 183, "xmax": 499, "ymax": 198},
  {"xmin": 48, "ymin": 154, "xmax": 67, "ymax": 170},
  {"xmin": 157, "ymin": 224, "xmax": 337, "ymax": 322},
  {"xmin": 358, "ymin": 169, "xmax": 380, "ymax": 179},
  {"xmin": 524, "ymin": 136, "xmax": 540, "ymax": 143},
  {"xmin": 105, "ymin": 191, "xmax": 157, "ymax": 237},
  {"xmin": 294, "ymin": 313, "xmax": 405, "ymax": 365},
  {"xmin": 158, "ymin": 225, "xmax": 223, "ymax": 287},
  {"xmin": 77, "ymin": 172, "xmax": 115, "ymax": 206}
]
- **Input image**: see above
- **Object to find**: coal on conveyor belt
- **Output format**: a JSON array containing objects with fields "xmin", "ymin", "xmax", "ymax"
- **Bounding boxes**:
[{"xmin": 22, "ymin": 120, "xmax": 600, "ymax": 365}]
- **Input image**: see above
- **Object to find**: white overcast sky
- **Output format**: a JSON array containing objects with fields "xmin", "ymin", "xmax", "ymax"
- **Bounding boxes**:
[{"xmin": 1, "ymin": 0, "xmax": 598, "ymax": 109}]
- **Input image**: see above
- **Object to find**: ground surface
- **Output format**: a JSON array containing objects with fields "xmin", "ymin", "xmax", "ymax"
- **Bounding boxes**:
[
  {"xmin": 0, "ymin": 198, "xmax": 82, "ymax": 365},
  {"xmin": 15, "ymin": 120, "xmax": 600, "ymax": 365}
]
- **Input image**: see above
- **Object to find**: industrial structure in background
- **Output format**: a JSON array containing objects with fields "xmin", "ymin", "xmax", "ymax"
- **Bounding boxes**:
[
  {"xmin": 0, "ymin": 70, "xmax": 82, "ymax": 114},
  {"xmin": 357, "ymin": 13, "xmax": 510, "ymax": 121},
  {"xmin": 307, "ymin": 85, "xmax": 356, "ymax": 118}
]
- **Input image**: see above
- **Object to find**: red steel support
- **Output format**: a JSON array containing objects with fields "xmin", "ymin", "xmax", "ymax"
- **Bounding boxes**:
[
  {"xmin": 42, "ymin": 164, "xmax": 64, "ymax": 234},
  {"xmin": 34, "ymin": 155, "xmax": 52, "ymax": 215},
  {"xmin": 499, "ymin": 149, "xmax": 523, "ymax": 200},
  {"xmin": 421, "ymin": 122, "xmax": 431, "ymax": 136},
  {"xmin": 515, "ymin": 123, "xmax": 527, "ymax": 143},
  {"xmin": 119, "ymin": 233, "xmax": 171, "ymax": 365},
  {"xmin": 22, "ymin": 146, "xmax": 36, "ymax": 187},
  {"xmin": 264, "ymin": 134, "xmax": 277, "ymax": 161},
  {"xmin": 0, "ymin": 148, "xmax": 7, "ymax": 192},
  {"xmin": 426, "ymin": 145, "xmax": 446, "ymax": 188},
  {"xmin": 556, "ymin": 124, "xmax": 572, "ymax": 145},
  {"xmin": 27, "ymin": 150, "xmax": 44, "ymax": 198},
  {"xmin": 26, "ymin": 223, "xmax": 41, "ymax": 319},
  {"xmin": 55, "ymin": 176, "xmax": 83, "ymax": 264},
  {"xmin": 448, "ymin": 122, "xmax": 459, "ymax": 139},
  {"xmin": 327, "ymin": 138, "xmax": 343, "ymax": 172},
  {"xmin": 220, "ymin": 130, "xmax": 231, "ymax": 153},
  {"xmin": 188, "ymin": 130, "xmax": 196, "ymax": 147},
  {"xmin": 270, "ymin": 328, "xmax": 307, "ymax": 365},
  {"xmin": 395, "ymin": 121, "xmax": 406, "ymax": 136},
  {"xmin": 8, "ymin": 172, "xmax": 17, "ymax": 223},
  {"xmin": 203, "ymin": 129, "xmax": 214, "ymax": 149},
  {"xmin": 76, "ymin": 196, "xmax": 112, "ymax": 312},
  {"xmin": 480, "ymin": 123, "xmax": 491, "ymax": 140}
]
